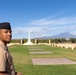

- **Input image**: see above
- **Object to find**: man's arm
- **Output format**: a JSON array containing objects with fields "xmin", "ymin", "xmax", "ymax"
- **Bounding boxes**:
[
  {"xmin": 0, "ymin": 50, "xmax": 7, "ymax": 75},
  {"xmin": 0, "ymin": 72, "xmax": 23, "ymax": 75},
  {"xmin": 0, "ymin": 73, "xmax": 10, "ymax": 75}
]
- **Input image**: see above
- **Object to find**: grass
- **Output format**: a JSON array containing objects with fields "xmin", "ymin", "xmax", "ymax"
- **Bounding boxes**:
[{"xmin": 8, "ymin": 45, "xmax": 76, "ymax": 75}]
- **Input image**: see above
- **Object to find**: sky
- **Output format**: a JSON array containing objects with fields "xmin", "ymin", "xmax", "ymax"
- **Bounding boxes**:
[{"xmin": 0, "ymin": 0, "xmax": 76, "ymax": 39}]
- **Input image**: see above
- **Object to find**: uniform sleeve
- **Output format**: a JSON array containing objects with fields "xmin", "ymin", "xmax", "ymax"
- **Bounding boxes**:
[{"xmin": 0, "ymin": 49, "xmax": 6, "ymax": 71}]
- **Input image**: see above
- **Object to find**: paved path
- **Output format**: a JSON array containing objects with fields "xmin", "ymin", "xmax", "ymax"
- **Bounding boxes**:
[
  {"xmin": 32, "ymin": 58, "xmax": 76, "ymax": 65},
  {"xmin": 29, "ymin": 49, "xmax": 44, "ymax": 50},
  {"xmin": 29, "ymin": 52, "xmax": 53, "ymax": 54}
]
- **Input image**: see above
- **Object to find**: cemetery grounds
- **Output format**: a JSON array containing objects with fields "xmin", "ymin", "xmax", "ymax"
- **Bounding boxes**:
[{"xmin": 9, "ymin": 45, "xmax": 76, "ymax": 75}]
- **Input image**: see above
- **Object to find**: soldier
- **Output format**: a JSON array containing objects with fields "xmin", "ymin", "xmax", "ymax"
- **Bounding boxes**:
[{"xmin": 0, "ymin": 22, "xmax": 23, "ymax": 75}]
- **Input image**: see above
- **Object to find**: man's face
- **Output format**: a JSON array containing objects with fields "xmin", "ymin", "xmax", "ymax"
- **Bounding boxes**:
[{"xmin": 0, "ymin": 29, "xmax": 12, "ymax": 43}]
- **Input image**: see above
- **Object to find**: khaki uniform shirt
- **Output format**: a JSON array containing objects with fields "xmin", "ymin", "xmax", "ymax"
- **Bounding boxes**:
[{"xmin": 0, "ymin": 41, "xmax": 15, "ymax": 75}]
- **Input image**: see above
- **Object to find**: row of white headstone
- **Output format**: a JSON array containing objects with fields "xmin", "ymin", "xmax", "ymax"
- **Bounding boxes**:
[{"xmin": 46, "ymin": 43, "xmax": 76, "ymax": 50}]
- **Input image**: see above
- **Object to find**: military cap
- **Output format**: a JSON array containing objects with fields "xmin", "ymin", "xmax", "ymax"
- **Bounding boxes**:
[{"xmin": 0, "ymin": 22, "xmax": 11, "ymax": 30}]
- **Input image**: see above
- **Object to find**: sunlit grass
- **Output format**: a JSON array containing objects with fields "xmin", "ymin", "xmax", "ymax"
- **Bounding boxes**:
[
  {"xmin": 30, "ymin": 45, "xmax": 76, "ymax": 60},
  {"xmin": 8, "ymin": 45, "xmax": 76, "ymax": 75}
]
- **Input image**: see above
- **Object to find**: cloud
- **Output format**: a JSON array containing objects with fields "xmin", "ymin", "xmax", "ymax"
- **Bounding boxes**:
[
  {"xmin": 12, "ymin": 16, "xmax": 76, "ymax": 37},
  {"xmin": 62, "ymin": 25, "xmax": 76, "ymax": 30},
  {"xmin": 29, "ymin": 17, "xmax": 76, "ymax": 26},
  {"xmin": 12, "ymin": 27, "xmax": 49, "ymax": 35}
]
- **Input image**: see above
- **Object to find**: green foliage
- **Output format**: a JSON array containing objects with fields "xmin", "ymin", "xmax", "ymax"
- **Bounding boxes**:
[
  {"xmin": 11, "ymin": 38, "xmax": 76, "ymax": 44},
  {"xmin": 11, "ymin": 39, "xmax": 28, "ymax": 43},
  {"xmin": 70, "ymin": 38, "xmax": 76, "ymax": 43},
  {"xmin": 37, "ymin": 39, "xmax": 49, "ymax": 43},
  {"xmin": 52, "ymin": 38, "xmax": 66, "ymax": 43}
]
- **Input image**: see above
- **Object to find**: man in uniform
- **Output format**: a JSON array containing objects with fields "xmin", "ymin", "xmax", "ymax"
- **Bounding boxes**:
[{"xmin": 0, "ymin": 22, "xmax": 23, "ymax": 75}]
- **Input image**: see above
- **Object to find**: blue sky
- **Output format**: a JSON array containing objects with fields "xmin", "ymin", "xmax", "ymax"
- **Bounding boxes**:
[{"xmin": 0, "ymin": 0, "xmax": 76, "ymax": 39}]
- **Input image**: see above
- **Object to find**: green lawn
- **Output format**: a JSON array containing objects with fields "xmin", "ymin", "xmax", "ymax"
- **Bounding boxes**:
[{"xmin": 9, "ymin": 45, "xmax": 76, "ymax": 75}]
